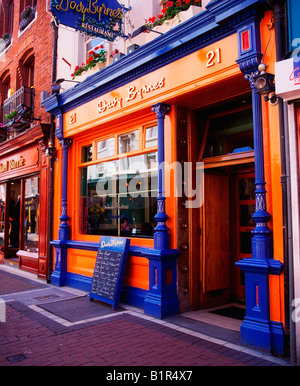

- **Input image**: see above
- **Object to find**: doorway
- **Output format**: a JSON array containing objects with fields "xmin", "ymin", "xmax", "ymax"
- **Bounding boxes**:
[{"xmin": 195, "ymin": 98, "xmax": 255, "ymax": 311}]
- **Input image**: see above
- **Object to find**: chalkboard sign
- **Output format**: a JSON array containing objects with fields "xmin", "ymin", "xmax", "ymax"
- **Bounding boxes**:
[{"xmin": 89, "ymin": 236, "xmax": 130, "ymax": 309}]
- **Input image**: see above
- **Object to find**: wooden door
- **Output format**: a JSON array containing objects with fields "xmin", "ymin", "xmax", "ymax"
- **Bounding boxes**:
[{"xmin": 200, "ymin": 172, "xmax": 230, "ymax": 306}]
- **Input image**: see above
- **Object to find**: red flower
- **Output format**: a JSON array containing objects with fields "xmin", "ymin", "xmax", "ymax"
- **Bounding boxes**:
[
  {"xmin": 176, "ymin": 0, "xmax": 182, "ymax": 5},
  {"xmin": 100, "ymin": 44, "xmax": 104, "ymax": 49},
  {"xmin": 161, "ymin": 7, "xmax": 167, "ymax": 13},
  {"xmin": 166, "ymin": 1, "xmax": 174, "ymax": 7},
  {"xmin": 158, "ymin": 13, "xmax": 164, "ymax": 19},
  {"xmin": 183, "ymin": 0, "xmax": 191, "ymax": 3},
  {"xmin": 148, "ymin": 16, "xmax": 156, "ymax": 23}
]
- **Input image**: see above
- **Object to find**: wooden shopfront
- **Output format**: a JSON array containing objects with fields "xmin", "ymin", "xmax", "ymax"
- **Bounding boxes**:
[
  {"xmin": 43, "ymin": 0, "xmax": 286, "ymax": 354},
  {"xmin": 0, "ymin": 124, "xmax": 51, "ymax": 279}
]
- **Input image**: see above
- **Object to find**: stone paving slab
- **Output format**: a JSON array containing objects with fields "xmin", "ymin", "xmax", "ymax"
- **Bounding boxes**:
[{"xmin": 0, "ymin": 265, "xmax": 293, "ymax": 368}]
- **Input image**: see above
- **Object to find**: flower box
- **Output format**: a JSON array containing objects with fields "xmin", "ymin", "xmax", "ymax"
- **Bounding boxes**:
[
  {"xmin": 20, "ymin": 7, "xmax": 36, "ymax": 31},
  {"xmin": 153, "ymin": 5, "xmax": 203, "ymax": 34}
]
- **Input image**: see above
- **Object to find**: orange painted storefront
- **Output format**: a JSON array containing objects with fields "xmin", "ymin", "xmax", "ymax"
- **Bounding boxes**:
[{"xmin": 43, "ymin": 2, "xmax": 287, "ymax": 355}]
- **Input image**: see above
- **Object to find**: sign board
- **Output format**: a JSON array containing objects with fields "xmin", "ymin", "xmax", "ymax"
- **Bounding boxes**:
[
  {"xmin": 89, "ymin": 236, "xmax": 130, "ymax": 309},
  {"xmin": 275, "ymin": 57, "xmax": 300, "ymax": 101},
  {"xmin": 50, "ymin": 0, "xmax": 129, "ymax": 41}
]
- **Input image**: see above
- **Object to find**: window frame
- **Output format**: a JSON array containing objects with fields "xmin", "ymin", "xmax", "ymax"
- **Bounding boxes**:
[{"xmin": 74, "ymin": 122, "xmax": 158, "ymax": 244}]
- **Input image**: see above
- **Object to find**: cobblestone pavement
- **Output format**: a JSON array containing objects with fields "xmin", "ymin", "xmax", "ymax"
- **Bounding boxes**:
[{"xmin": 0, "ymin": 264, "xmax": 293, "ymax": 370}]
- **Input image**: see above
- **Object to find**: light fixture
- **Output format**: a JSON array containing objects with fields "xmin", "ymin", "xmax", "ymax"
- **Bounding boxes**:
[
  {"xmin": 254, "ymin": 63, "xmax": 277, "ymax": 104},
  {"xmin": 45, "ymin": 140, "xmax": 56, "ymax": 157},
  {"xmin": 131, "ymin": 25, "xmax": 163, "ymax": 38}
]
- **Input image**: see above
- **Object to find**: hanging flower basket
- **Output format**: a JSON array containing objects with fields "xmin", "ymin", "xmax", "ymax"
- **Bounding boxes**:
[
  {"xmin": 71, "ymin": 45, "xmax": 107, "ymax": 79},
  {"xmin": 20, "ymin": 6, "xmax": 36, "ymax": 31}
]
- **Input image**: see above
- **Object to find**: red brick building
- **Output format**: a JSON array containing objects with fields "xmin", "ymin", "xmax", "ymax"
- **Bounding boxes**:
[{"xmin": 0, "ymin": 0, "xmax": 55, "ymax": 279}]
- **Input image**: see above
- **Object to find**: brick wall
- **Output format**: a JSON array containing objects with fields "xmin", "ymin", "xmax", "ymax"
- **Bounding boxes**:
[{"xmin": 0, "ymin": 1, "xmax": 54, "ymax": 124}]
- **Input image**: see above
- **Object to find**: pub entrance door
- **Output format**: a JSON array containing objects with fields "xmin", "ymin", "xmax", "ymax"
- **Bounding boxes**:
[{"xmin": 196, "ymin": 100, "xmax": 255, "ymax": 310}]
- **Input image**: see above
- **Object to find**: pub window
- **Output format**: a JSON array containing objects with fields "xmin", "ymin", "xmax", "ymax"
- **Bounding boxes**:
[
  {"xmin": 79, "ymin": 126, "xmax": 158, "ymax": 238},
  {"xmin": 118, "ymin": 130, "xmax": 139, "ymax": 154},
  {"xmin": 19, "ymin": 0, "xmax": 36, "ymax": 20},
  {"xmin": 97, "ymin": 137, "xmax": 114, "ymax": 160}
]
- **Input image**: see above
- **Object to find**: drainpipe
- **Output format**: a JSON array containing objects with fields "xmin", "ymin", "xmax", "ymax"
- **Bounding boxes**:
[
  {"xmin": 267, "ymin": 0, "xmax": 295, "ymax": 362},
  {"xmin": 47, "ymin": 19, "xmax": 58, "ymax": 282}
]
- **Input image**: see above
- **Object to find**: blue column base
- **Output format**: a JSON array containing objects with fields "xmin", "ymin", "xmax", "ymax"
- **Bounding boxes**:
[
  {"xmin": 240, "ymin": 318, "xmax": 285, "ymax": 355},
  {"xmin": 144, "ymin": 293, "xmax": 179, "ymax": 319},
  {"xmin": 50, "ymin": 269, "xmax": 68, "ymax": 287}
]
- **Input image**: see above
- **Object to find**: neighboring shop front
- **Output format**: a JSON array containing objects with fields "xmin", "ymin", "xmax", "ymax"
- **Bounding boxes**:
[
  {"xmin": 43, "ymin": 1, "xmax": 286, "ymax": 355},
  {"xmin": 0, "ymin": 124, "xmax": 50, "ymax": 279}
]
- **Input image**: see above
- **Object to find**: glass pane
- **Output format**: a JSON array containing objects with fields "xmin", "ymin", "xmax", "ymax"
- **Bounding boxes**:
[
  {"xmin": 80, "ymin": 152, "xmax": 158, "ymax": 237},
  {"xmin": 145, "ymin": 126, "xmax": 158, "ymax": 148},
  {"xmin": 97, "ymin": 137, "xmax": 115, "ymax": 159},
  {"xmin": 0, "ymin": 184, "xmax": 5, "ymax": 247},
  {"xmin": 239, "ymin": 177, "xmax": 255, "ymax": 200},
  {"xmin": 118, "ymin": 130, "xmax": 139, "ymax": 154},
  {"xmin": 81, "ymin": 145, "xmax": 93, "ymax": 163},
  {"xmin": 240, "ymin": 231, "xmax": 252, "ymax": 254},
  {"xmin": 24, "ymin": 176, "xmax": 39, "ymax": 252},
  {"xmin": 203, "ymin": 109, "xmax": 253, "ymax": 158},
  {"xmin": 239, "ymin": 204, "xmax": 255, "ymax": 227}
]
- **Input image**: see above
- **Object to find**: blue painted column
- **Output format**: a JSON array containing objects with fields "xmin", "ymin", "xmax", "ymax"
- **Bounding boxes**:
[
  {"xmin": 51, "ymin": 137, "xmax": 72, "ymax": 286},
  {"xmin": 236, "ymin": 70, "xmax": 284, "ymax": 354},
  {"xmin": 144, "ymin": 103, "xmax": 179, "ymax": 319},
  {"xmin": 151, "ymin": 103, "xmax": 170, "ymax": 250}
]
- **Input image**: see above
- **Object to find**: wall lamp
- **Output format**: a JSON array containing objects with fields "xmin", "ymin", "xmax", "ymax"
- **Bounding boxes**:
[
  {"xmin": 45, "ymin": 140, "xmax": 56, "ymax": 157},
  {"xmin": 131, "ymin": 25, "xmax": 163, "ymax": 38},
  {"xmin": 254, "ymin": 63, "xmax": 277, "ymax": 105},
  {"xmin": 51, "ymin": 78, "xmax": 80, "ymax": 94}
]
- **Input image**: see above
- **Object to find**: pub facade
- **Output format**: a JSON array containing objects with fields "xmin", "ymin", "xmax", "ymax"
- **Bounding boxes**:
[{"xmin": 43, "ymin": 0, "xmax": 287, "ymax": 356}]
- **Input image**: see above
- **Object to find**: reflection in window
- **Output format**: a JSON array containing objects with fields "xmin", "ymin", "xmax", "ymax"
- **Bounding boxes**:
[
  {"xmin": 80, "ymin": 153, "xmax": 158, "ymax": 237},
  {"xmin": 118, "ymin": 130, "xmax": 139, "ymax": 154},
  {"xmin": 81, "ymin": 145, "xmax": 92, "ymax": 163},
  {"xmin": 203, "ymin": 109, "xmax": 253, "ymax": 158},
  {"xmin": 24, "ymin": 176, "xmax": 39, "ymax": 252},
  {"xmin": 97, "ymin": 137, "xmax": 115, "ymax": 159},
  {"xmin": 145, "ymin": 126, "xmax": 158, "ymax": 148}
]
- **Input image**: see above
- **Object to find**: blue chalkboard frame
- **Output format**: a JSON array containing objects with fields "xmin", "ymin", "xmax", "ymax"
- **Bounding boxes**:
[{"xmin": 89, "ymin": 236, "xmax": 130, "ymax": 309}]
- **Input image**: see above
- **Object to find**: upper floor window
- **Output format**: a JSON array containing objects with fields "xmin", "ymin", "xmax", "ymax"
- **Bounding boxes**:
[
  {"xmin": 17, "ymin": 49, "xmax": 34, "ymax": 89},
  {"xmin": 19, "ymin": 0, "xmax": 37, "ymax": 31},
  {"xmin": 0, "ymin": 0, "xmax": 14, "ymax": 42},
  {"xmin": 85, "ymin": 36, "xmax": 107, "ymax": 60},
  {"xmin": 0, "ymin": 71, "xmax": 11, "ymax": 105}
]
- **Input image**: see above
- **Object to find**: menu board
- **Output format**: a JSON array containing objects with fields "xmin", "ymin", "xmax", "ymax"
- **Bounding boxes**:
[{"xmin": 89, "ymin": 236, "xmax": 130, "ymax": 309}]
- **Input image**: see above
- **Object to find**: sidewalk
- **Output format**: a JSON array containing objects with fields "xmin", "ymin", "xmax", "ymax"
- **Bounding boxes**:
[{"xmin": 0, "ymin": 264, "xmax": 293, "ymax": 368}]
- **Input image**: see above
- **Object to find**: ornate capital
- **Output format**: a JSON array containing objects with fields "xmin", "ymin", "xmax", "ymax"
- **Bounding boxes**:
[
  {"xmin": 59, "ymin": 138, "xmax": 73, "ymax": 149},
  {"xmin": 152, "ymin": 103, "xmax": 171, "ymax": 119}
]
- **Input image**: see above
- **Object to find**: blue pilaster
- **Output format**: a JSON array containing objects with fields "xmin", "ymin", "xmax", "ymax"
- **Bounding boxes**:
[
  {"xmin": 236, "ymin": 22, "xmax": 284, "ymax": 354},
  {"xmin": 143, "ymin": 103, "xmax": 179, "ymax": 319},
  {"xmin": 51, "ymin": 125, "xmax": 73, "ymax": 286}
]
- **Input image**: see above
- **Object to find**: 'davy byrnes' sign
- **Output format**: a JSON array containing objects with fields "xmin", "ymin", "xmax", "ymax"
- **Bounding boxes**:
[
  {"xmin": 50, "ymin": 0, "xmax": 129, "ymax": 41},
  {"xmin": 89, "ymin": 236, "xmax": 130, "ymax": 309}
]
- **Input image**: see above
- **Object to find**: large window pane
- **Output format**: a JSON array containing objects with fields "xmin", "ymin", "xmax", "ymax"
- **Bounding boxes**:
[
  {"xmin": 24, "ymin": 176, "xmax": 39, "ymax": 252},
  {"xmin": 80, "ymin": 153, "xmax": 158, "ymax": 237}
]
